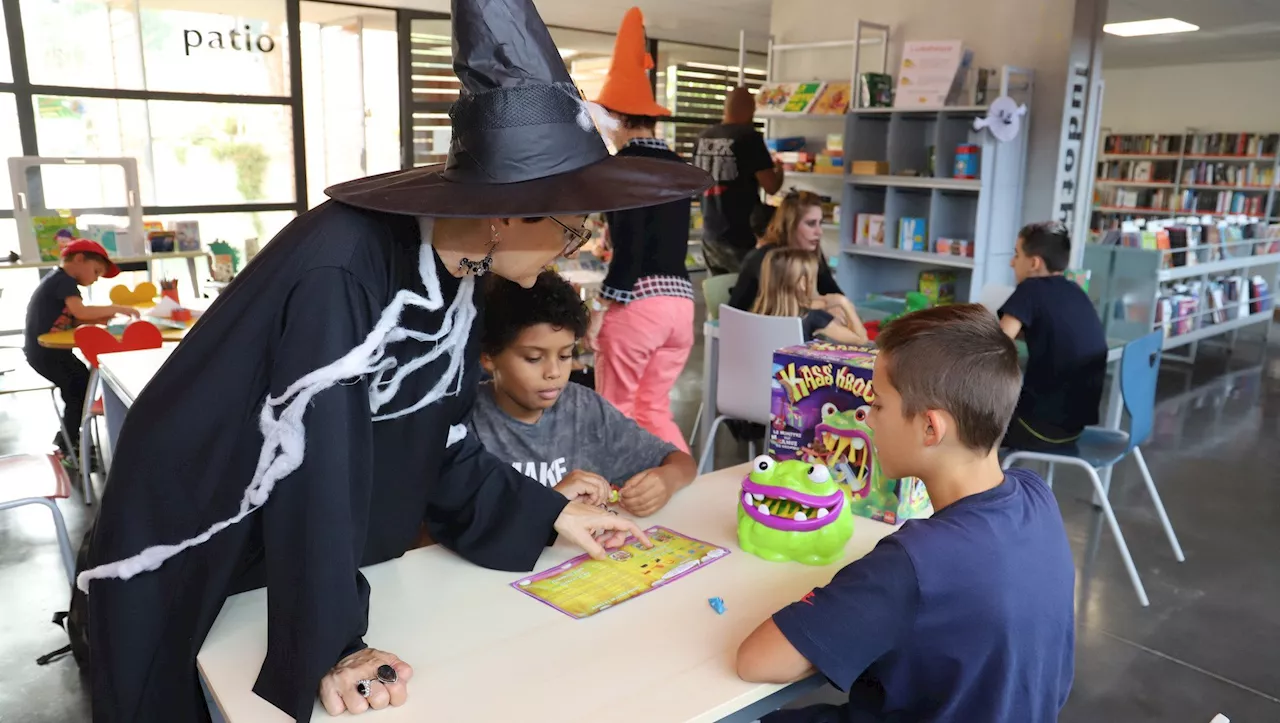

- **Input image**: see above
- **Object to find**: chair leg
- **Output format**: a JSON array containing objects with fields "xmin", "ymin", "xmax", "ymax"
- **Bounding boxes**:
[
  {"xmin": 1131, "ymin": 447, "xmax": 1186, "ymax": 562},
  {"xmin": 697, "ymin": 415, "xmax": 729, "ymax": 476},
  {"xmin": 34, "ymin": 498, "xmax": 76, "ymax": 587},
  {"xmin": 79, "ymin": 418, "xmax": 94, "ymax": 506},
  {"xmin": 1083, "ymin": 464, "xmax": 1150, "ymax": 607},
  {"xmin": 747, "ymin": 440, "xmax": 757, "ymax": 460},
  {"xmin": 50, "ymin": 388, "xmax": 77, "ymax": 468},
  {"xmin": 687, "ymin": 403, "xmax": 703, "ymax": 449},
  {"xmin": 1045, "ymin": 462, "xmax": 1055, "ymax": 489}
]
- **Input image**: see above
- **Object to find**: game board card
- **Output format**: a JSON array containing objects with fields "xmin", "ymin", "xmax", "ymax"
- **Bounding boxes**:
[{"xmin": 511, "ymin": 527, "xmax": 729, "ymax": 619}]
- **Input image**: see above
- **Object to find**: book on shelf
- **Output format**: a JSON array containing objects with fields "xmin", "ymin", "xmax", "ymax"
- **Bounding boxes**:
[
  {"xmin": 756, "ymin": 83, "xmax": 799, "ymax": 113},
  {"xmin": 1102, "ymin": 133, "xmax": 1183, "ymax": 156},
  {"xmin": 810, "ymin": 82, "xmax": 852, "ymax": 114},
  {"xmin": 1180, "ymin": 161, "xmax": 1275, "ymax": 187},
  {"xmin": 858, "ymin": 73, "xmax": 893, "ymax": 108},
  {"xmin": 854, "ymin": 213, "xmax": 886, "ymax": 246},
  {"xmin": 1096, "ymin": 159, "xmax": 1178, "ymax": 183},
  {"xmin": 1185, "ymin": 133, "xmax": 1280, "ymax": 157},
  {"xmin": 783, "ymin": 82, "xmax": 825, "ymax": 113}
]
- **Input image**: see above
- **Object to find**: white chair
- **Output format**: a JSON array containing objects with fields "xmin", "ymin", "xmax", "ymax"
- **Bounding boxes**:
[
  {"xmin": 976, "ymin": 283, "xmax": 1016, "ymax": 314},
  {"xmin": 696, "ymin": 306, "xmax": 804, "ymax": 474}
]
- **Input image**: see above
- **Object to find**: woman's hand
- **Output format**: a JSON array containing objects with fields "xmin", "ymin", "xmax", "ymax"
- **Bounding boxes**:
[
  {"xmin": 554, "ymin": 501, "xmax": 651, "ymax": 558},
  {"xmin": 319, "ymin": 648, "xmax": 414, "ymax": 716},
  {"xmin": 553, "ymin": 469, "xmax": 611, "ymax": 506}
]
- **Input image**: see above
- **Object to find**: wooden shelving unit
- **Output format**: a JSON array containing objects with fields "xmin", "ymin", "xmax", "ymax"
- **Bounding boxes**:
[{"xmin": 1092, "ymin": 129, "xmax": 1280, "ymax": 229}]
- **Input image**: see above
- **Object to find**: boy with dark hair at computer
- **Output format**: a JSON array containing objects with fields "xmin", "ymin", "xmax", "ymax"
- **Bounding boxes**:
[
  {"xmin": 999, "ymin": 221, "xmax": 1108, "ymax": 452},
  {"xmin": 736, "ymin": 304, "xmax": 1075, "ymax": 723},
  {"xmin": 467, "ymin": 270, "xmax": 697, "ymax": 516}
]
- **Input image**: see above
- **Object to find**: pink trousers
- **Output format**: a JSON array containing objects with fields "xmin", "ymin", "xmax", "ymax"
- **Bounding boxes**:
[{"xmin": 595, "ymin": 296, "xmax": 695, "ymax": 453}]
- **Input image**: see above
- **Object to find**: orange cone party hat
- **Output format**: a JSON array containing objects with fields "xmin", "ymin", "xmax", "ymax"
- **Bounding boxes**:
[{"xmin": 595, "ymin": 7, "xmax": 671, "ymax": 117}]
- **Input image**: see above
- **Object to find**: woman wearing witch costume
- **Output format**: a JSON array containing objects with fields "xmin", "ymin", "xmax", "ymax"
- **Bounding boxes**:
[{"xmin": 76, "ymin": 0, "xmax": 711, "ymax": 720}]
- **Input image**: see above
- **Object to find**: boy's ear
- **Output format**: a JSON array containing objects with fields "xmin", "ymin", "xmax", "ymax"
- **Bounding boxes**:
[
  {"xmin": 921, "ymin": 409, "xmax": 949, "ymax": 448},
  {"xmin": 479, "ymin": 351, "xmax": 497, "ymax": 375}
]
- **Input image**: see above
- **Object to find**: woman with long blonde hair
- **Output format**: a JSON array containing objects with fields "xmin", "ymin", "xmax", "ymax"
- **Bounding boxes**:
[
  {"xmin": 751, "ymin": 247, "xmax": 868, "ymax": 343},
  {"xmin": 728, "ymin": 190, "xmax": 848, "ymax": 315}
]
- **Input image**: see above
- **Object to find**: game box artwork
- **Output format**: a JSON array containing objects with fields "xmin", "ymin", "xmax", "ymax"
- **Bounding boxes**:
[{"xmin": 768, "ymin": 342, "xmax": 932, "ymax": 525}]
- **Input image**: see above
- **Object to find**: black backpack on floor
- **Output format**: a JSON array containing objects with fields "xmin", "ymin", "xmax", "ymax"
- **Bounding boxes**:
[{"xmin": 36, "ymin": 525, "xmax": 93, "ymax": 671}]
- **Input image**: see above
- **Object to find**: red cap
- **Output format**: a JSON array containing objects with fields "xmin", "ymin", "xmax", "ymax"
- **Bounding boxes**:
[{"xmin": 61, "ymin": 239, "xmax": 120, "ymax": 278}]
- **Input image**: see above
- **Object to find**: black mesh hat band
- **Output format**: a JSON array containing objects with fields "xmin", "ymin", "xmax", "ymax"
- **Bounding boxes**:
[{"xmin": 444, "ymin": 83, "xmax": 611, "ymax": 185}]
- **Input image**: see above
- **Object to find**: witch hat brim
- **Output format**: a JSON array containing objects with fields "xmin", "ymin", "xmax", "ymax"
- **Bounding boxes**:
[
  {"xmin": 326, "ymin": 0, "xmax": 708, "ymax": 218},
  {"xmin": 326, "ymin": 154, "xmax": 709, "ymax": 218}
]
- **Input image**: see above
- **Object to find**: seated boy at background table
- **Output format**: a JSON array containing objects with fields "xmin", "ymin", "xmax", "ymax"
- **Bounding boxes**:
[
  {"xmin": 999, "ymin": 221, "xmax": 1108, "ymax": 452},
  {"xmin": 23, "ymin": 239, "xmax": 138, "ymax": 460},
  {"xmin": 736, "ymin": 304, "xmax": 1075, "ymax": 723},
  {"xmin": 467, "ymin": 271, "xmax": 697, "ymax": 516}
]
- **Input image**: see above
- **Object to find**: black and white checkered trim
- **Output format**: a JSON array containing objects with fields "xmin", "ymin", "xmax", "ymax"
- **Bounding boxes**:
[
  {"xmin": 601, "ymin": 275, "xmax": 695, "ymax": 304},
  {"xmin": 624, "ymin": 137, "xmax": 673, "ymax": 152}
]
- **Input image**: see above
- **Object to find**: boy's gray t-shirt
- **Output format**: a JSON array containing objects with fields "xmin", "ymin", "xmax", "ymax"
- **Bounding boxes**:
[{"xmin": 467, "ymin": 381, "xmax": 677, "ymax": 488}]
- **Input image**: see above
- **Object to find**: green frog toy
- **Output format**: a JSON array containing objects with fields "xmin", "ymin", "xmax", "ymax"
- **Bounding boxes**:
[{"xmin": 737, "ymin": 456, "xmax": 854, "ymax": 565}]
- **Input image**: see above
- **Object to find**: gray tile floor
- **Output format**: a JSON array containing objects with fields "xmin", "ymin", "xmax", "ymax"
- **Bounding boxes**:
[{"xmin": 2, "ymin": 303, "xmax": 1279, "ymax": 723}]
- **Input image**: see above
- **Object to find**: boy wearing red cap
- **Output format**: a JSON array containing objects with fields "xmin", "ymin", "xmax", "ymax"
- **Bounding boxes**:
[{"xmin": 24, "ymin": 239, "xmax": 138, "ymax": 460}]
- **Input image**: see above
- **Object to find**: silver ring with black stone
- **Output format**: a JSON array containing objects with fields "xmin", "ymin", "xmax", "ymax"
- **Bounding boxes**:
[{"xmin": 355, "ymin": 679, "xmax": 375, "ymax": 698}]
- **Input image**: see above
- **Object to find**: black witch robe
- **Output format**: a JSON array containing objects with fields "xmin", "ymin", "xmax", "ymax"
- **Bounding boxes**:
[{"xmin": 86, "ymin": 201, "xmax": 570, "ymax": 722}]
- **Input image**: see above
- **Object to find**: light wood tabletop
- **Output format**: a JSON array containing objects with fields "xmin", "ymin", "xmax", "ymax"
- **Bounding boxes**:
[{"xmin": 197, "ymin": 463, "xmax": 901, "ymax": 723}]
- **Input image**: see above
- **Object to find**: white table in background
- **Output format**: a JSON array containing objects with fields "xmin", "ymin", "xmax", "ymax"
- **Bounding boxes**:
[{"xmin": 198, "ymin": 463, "xmax": 900, "ymax": 723}]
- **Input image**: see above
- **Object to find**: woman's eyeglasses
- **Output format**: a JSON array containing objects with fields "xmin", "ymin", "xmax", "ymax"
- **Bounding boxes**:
[{"xmin": 550, "ymin": 216, "xmax": 593, "ymax": 257}]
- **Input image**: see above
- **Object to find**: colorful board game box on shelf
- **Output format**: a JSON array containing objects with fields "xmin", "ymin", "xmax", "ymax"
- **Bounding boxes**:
[{"xmin": 768, "ymin": 343, "xmax": 931, "ymax": 525}]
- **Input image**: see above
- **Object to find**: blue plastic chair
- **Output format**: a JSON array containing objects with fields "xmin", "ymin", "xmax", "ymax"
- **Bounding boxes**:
[{"xmin": 1003, "ymin": 331, "xmax": 1185, "ymax": 607}]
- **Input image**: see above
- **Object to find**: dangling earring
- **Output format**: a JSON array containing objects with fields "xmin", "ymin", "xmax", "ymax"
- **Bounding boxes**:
[{"xmin": 458, "ymin": 223, "xmax": 500, "ymax": 276}]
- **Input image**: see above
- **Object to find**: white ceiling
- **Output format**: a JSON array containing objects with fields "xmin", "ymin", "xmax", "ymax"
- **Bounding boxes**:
[
  {"xmin": 385, "ymin": 0, "xmax": 772, "ymax": 53},
  {"xmin": 1105, "ymin": 0, "xmax": 1280, "ymax": 68}
]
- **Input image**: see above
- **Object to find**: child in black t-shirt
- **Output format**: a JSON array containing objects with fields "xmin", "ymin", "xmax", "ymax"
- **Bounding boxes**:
[
  {"xmin": 999, "ymin": 221, "xmax": 1108, "ymax": 452},
  {"xmin": 23, "ymin": 239, "xmax": 137, "ymax": 457}
]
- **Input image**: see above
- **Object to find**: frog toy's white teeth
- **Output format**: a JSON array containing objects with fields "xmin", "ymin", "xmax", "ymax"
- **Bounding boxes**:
[
  {"xmin": 817, "ymin": 508, "xmax": 830, "ymax": 518},
  {"xmin": 793, "ymin": 511, "xmax": 807, "ymax": 521},
  {"xmin": 744, "ymin": 493, "xmax": 753, "ymax": 507},
  {"xmin": 757, "ymin": 503, "xmax": 771, "ymax": 516}
]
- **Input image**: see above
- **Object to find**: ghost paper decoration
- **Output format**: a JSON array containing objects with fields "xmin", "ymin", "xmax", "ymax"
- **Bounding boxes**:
[{"xmin": 972, "ymin": 96, "xmax": 1027, "ymax": 143}]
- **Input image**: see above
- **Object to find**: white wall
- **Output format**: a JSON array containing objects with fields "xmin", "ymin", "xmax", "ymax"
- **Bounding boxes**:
[
  {"xmin": 1100, "ymin": 59, "xmax": 1280, "ymax": 133},
  {"xmin": 768, "ymin": 0, "xmax": 1081, "ymax": 224}
]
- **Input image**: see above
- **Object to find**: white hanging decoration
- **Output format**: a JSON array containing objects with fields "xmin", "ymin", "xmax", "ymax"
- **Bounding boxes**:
[{"xmin": 972, "ymin": 96, "xmax": 1028, "ymax": 143}]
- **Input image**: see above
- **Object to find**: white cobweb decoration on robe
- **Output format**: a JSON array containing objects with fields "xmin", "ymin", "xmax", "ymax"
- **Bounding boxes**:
[{"xmin": 77, "ymin": 218, "xmax": 475, "ymax": 592}]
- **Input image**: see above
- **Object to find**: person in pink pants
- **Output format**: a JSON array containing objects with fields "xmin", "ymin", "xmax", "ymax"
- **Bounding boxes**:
[{"xmin": 587, "ymin": 8, "xmax": 696, "ymax": 451}]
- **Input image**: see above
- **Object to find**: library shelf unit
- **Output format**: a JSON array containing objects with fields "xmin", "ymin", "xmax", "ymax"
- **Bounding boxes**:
[
  {"xmin": 1092, "ymin": 130, "xmax": 1280, "ymax": 232},
  {"xmin": 836, "ymin": 66, "xmax": 1034, "ymax": 305},
  {"xmin": 1083, "ymin": 229, "xmax": 1278, "ymax": 360},
  {"xmin": 757, "ymin": 21, "xmax": 891, "ymax": 240}
]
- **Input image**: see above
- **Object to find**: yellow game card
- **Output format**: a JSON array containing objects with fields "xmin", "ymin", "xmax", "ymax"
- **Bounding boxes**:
[{"xmin": 511, "ymin": 527, "xmax": 730, "ymax": 619}]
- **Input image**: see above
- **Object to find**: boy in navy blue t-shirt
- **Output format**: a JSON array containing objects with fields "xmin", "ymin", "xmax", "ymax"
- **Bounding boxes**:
[
  {"xmin": 999, "ymin": 221, "xmax": 1107, "ymax": 452},
  {"xmin": 736, "ymin": 304, "xmax": 1075, "ymax": 723}
]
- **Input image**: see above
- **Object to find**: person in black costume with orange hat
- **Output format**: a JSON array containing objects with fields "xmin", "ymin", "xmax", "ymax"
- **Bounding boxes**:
[{"xmin": 76, "ymin": 0, "xmax": 711, "ymax": 719}]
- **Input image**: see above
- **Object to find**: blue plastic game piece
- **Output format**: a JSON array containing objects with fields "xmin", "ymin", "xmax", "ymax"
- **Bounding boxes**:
[{"xmin": 708, "ymin": 597, "xmax": 725, "ymax": 615}]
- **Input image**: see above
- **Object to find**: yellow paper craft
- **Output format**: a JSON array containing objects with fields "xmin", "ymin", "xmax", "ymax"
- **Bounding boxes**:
[{"xmin": 109, "ymin": 282, "xmax": 158, "ymax": 306}]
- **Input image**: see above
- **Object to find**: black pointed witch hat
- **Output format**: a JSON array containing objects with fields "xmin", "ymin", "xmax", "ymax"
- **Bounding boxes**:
[{"xmin": 326, "ymin": 0, "xmax": 710, "ymax": 218}]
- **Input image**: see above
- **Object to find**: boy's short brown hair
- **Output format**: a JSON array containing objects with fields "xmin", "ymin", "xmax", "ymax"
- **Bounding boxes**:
[{"xmin": 875, "ymin": 304, "xmax": 1021, "ymax": 452}]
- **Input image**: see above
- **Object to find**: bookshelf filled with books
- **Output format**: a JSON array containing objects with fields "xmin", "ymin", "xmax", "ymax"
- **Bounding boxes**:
[
  {"xmin": 836, "ymin": 65, "xmax": 1034, "ymax": 306},
  {"xmin": 1084, "ymin": 219, "xmax": 1278, "ymax": 357},
  {"xmin": 1092, "ymin": 130, "xmax": 1280, "ymax": 234}
]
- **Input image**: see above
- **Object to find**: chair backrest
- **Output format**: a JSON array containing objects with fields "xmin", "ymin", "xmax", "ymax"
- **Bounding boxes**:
[
  {"xmin": 716, "ymin": 305, "xmax": 804, "ymax": 424},
  {"xmin": 702, "ymin": 273, "xmax": 739, "ymax": 322},
  {"xmin": 976, "ymin": 283, "xmax": 1016, "ymax": 314},
  {"xmin": 74, "ymin": 321, "xmax": 164, "ymax": 368},
  {"xmin": 1120, "ymin": 330, "xmax": 1163, "ymax": 448}
]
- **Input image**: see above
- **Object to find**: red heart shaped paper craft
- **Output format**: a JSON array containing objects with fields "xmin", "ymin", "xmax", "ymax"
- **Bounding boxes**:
[{"xmin": 74, "ymin": 321, "xmax": 164, "ymax": 368}]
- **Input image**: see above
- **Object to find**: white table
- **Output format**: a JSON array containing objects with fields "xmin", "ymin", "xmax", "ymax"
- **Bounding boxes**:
[
  {"xmin": 97, "ymin": 346, "xmax": 175, "ymax": 455},
  {"xmin": 197, "ymin": 464, "xmax": 901, "ymax": 722}
]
